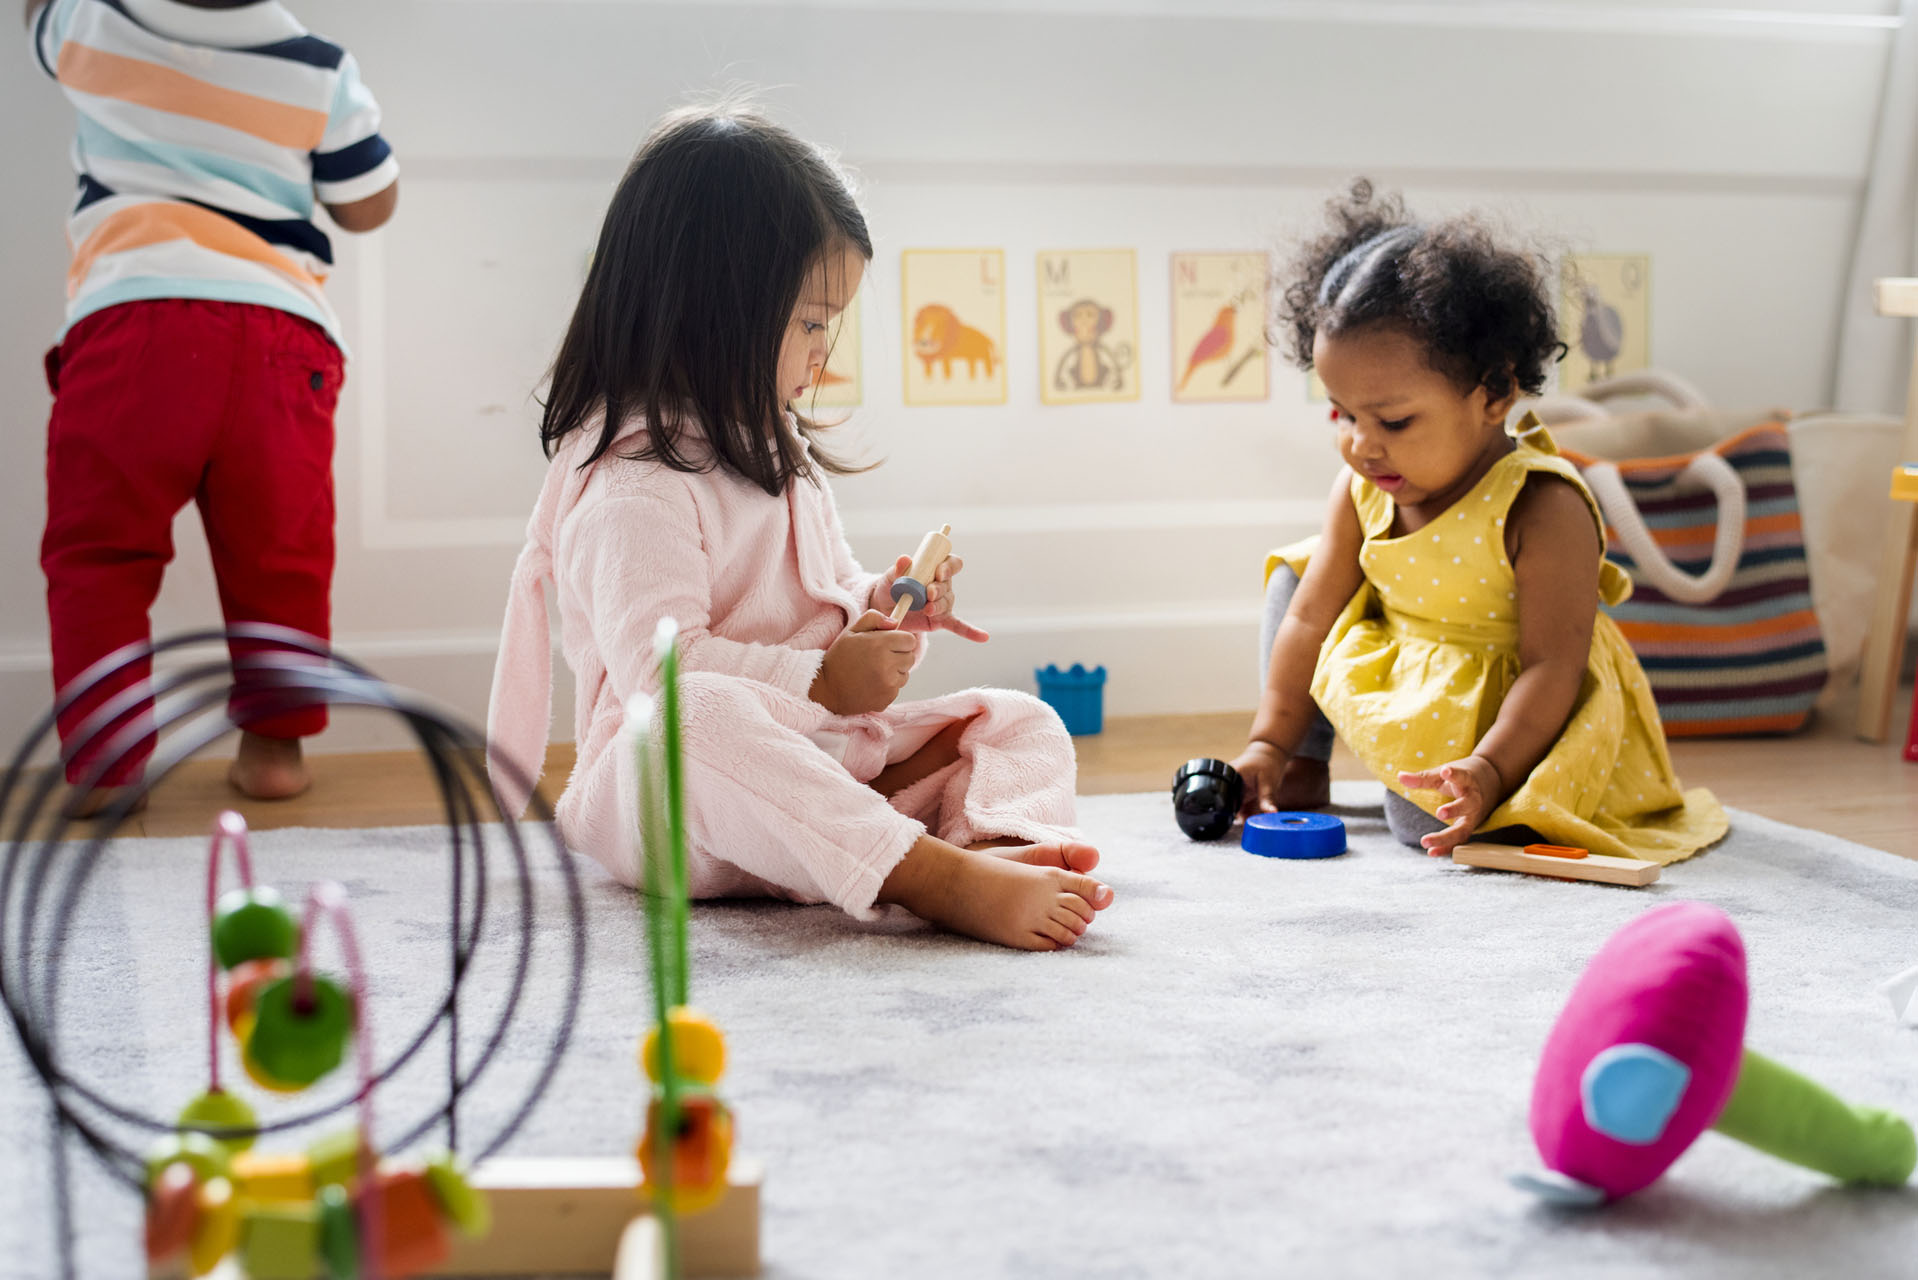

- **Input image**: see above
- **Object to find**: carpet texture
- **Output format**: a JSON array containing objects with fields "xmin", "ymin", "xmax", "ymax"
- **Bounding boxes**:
[{"xmin": 4, "ymin": 781, "xmax": 1917, "ymax": 1279}]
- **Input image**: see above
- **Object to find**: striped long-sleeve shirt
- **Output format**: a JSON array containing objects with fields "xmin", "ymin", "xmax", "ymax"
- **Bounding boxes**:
[{"xmin": 31, "ymin": 0, "xmax": 398, "ymax": 351}]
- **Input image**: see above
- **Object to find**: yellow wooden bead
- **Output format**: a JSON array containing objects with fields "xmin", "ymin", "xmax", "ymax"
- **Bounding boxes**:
[
  {"xmin": 230, "ymin": 1150, "xmax": 314, "ymax": 1203},
  {"xmin": 640, "ymin": 1007, "xmax": 726, "ymax": 1085},
  {"xmin": 187, "ymin": 1176, "xmax": 239, "ymax": 1277}
]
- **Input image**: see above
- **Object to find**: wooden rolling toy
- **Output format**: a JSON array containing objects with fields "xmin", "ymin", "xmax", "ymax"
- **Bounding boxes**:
[
  {"xmin": 888, "ymin": 524, "xmax": 953, "ymax": 624},
  {"xmin": 1451, "ymin": 841, "xmax": 1660, "ymax": 888}
]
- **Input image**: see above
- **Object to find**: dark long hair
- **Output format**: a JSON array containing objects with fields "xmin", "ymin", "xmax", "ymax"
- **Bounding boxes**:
[
  {"xmin": 1277, "ymin": 179, "xmax": 1562, "ymax": 402},
  {"xmin": 539, "ymin": 104, "xmax": 873, "ymax": 494}
]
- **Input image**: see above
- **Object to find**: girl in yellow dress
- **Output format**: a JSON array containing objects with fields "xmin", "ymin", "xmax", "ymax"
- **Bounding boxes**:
[{"xmin": 1230, "ymin": 182, "xmax": 1726, "ymax": 863}]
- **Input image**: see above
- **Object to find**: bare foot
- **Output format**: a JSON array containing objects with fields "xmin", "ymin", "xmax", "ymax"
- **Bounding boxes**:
[
  {"xmin": 1272, "ymin": 756, "xmax": 1331, "ymax": 810},
  {"xmin": 227, "ymin": 732, "xmax": 311, "ymax": 801},
  {"xmin": 975, "ymin": 840, "xmax": 1101, "ymax": 875},
  {"xmin": 879, "ymin": 836, "xmax": 1114, "ymax": 951},
  {"xmin": 61, "ymin": 785, "xmax": 149, "ymax": 820}
]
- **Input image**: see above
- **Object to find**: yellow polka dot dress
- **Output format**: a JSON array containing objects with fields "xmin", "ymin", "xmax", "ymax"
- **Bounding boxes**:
[{"xmin": 1268, "ymin": 417, "xmax": 1727, "ymax": 864}]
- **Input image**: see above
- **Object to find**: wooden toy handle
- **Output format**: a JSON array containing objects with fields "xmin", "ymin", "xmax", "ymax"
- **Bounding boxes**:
[{"xmin": 888, "ymin": 524, "xmax": 953, "ymax": 624}]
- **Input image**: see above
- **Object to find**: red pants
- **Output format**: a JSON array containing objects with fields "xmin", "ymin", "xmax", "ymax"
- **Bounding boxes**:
[{"xmin": 42, "ymin": 299, "xmax": 343, "ymax": 784}]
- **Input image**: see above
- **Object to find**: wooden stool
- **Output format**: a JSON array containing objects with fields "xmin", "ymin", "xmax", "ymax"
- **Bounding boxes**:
[{"xmin": 1854, "ymin": 280, "xmax": 1918, "ymax": 743}]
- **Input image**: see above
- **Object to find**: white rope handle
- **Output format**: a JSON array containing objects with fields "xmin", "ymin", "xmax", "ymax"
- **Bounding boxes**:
[
  {"xmin": 1582, "ymin": 451, "xmax": 1747, "ymax": 604},
  {"xmin": 1577, "ymin": 369, "xmax": 1710, "ymax": 410}
]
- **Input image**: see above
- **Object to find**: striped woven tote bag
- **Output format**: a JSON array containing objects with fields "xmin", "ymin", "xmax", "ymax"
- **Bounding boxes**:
[{"xmin": 1565, "ymin": 422, "xmax": 1827, "ymax": 736}]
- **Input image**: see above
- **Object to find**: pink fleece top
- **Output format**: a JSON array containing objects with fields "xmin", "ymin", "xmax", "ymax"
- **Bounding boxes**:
[{"xmin": 487, "ymin": 416, "xmax": 925, "ymax": 825}]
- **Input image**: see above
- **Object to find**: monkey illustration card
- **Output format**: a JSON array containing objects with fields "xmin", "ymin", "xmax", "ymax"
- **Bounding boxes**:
[
  {"xmin": 1037, "ymin": 249, "xmax": 1140, "ymax": 405},
  {"xmin": 1171, "ymin": 252, "xmax": 1270, "ymax": 404},
  {"xmin": 1559, "ymin": 254, "xmax": 1650, "ymax": 394},
  {"xmin": 901, "ymin": 249, "xmax": 1007, "ymax": 406}
]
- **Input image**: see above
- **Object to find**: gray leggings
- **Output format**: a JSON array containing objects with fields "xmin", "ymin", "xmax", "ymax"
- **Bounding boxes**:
[{"xmin": 1262, "ymin": 568, "xmax": 1442, "ymax": 847}]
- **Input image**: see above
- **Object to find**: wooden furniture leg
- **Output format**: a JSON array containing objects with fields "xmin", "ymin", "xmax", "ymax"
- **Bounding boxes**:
[{"xmin": 1855, "ymin": 281, "xmax": 1918, "ymax": 741}]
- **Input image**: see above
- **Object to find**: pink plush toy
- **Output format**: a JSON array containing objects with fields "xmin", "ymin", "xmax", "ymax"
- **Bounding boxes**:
[{"xmin": 1517, "ymin": 902, "xmax": 1915, "ymax": 1205}]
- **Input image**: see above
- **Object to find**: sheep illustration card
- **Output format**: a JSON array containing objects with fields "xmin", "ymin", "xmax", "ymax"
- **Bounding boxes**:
[
  {"xmin": 1559, "ymin": 253, "xmax": 1650, "ymax": 393},
  {"xmin": 902, "ymin": 249, "xmax": 1007, "ymax": 406},
  {"xmin": 1038, "ymin": 249, "xmax": 1140, "ymax": 405},
  {"xmin": 804, "ymin": 291, "xmax": 861, "ymax": 410},
  {"xmin": 1170, "ymin": 252, "xmax": 1269, "ymax": 403}
]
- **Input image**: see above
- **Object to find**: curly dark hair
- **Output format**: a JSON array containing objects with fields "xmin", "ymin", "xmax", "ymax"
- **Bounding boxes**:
[{"xmin": 1277, "ymin": 179, "xmax": 1563, "ymax": 402}]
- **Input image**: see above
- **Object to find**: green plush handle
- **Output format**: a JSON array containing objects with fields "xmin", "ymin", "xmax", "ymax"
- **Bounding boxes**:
[{"xmin": 1712, "ymin": 1048, "xmax": 1916, "ymax": 1185}]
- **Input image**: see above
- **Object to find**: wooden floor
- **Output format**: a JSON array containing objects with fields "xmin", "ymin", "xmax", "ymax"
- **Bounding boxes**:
[{"xmin": 30, "ymin": 687, "xmax": 1918, "ymax": 861}]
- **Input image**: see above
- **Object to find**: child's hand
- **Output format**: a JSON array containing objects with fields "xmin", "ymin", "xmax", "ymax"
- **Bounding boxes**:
[
  {"xmin": 810, "ymin": 610, "xmax": 916, "ymax": 716},
  {"xmin": 1395, "ymin": 755, "xmax": 1503, "ymax": 858},
  {"xmin": 1228, "ymin": 741, "xmax": 1288, "ymax": 816},
  {"xmin": 873, "ymin": 555, "xmax": 990, "ymax": 643}
]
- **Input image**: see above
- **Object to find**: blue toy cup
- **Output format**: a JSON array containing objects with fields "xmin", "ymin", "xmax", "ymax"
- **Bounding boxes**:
[{"xmin": 1035, "ymin": 663, "xmax": 1107, "ymax": 736}]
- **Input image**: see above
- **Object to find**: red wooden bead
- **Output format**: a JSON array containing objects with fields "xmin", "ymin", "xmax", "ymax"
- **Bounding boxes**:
[{"xmin": 143, "ymin": 1162, "xmax": 199, "ymax": 1263}]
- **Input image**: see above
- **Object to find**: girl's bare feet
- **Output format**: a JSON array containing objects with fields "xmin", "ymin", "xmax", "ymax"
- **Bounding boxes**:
[
  {"xmin": 879, "ymin": 836, "xmax": 1113, "ymax": 951},
  {"xmin": 1272, "ymin": 756, "xmax": 1331, "ymax": 810},
  {"xmin": 228, "ymin": 732, "xmax": 311, "ymax": 800},
  {"xmin": 971, "ymin": 839, "xmax": 1101, "ymax": 875}
]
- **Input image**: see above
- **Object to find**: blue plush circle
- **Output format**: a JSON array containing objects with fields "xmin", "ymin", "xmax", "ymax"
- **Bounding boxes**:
[{"xmin": 1241, "ymin": 812, "xmax": 1346, "ymax": 859}]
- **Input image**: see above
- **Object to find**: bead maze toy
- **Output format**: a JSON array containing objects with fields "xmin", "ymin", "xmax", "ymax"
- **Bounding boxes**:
[
  {"xmin": 1513, "ymin": 902, "xmax": 1915, "ymax": 1205},
  {"xmin": 0, "ymin": 625, "xmax": 587, "ymax": 1280},
  {"xmin": 1451, "ymin": 841, "xmax": 1660, "ymax": 887},
  {"xmin": 888, "ymin": 523, "xmax": 953, "ymax": 625}
]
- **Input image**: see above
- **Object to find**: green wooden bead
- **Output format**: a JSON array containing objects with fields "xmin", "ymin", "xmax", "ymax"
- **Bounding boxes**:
[
  {"xmin": 211, "ymin": 886, "xmax": 298, "ymax": 969},
  {"xmin": 144, "ymin": 1131, "xmax": 229, "ymax": 1189},
  {"xmin": 316, "ymin": 1184, "xmax": 359, "ymax": 1280},
  {"xmin": 177, "ymin": 1088, "xmax": 258, "ymax": 1155},
  {"xmin": 424, "ymin": 1153, "xmax": 490, "ymax": 1237},
  {"xmin": 239, "ymin": 1201, "xmax": 321, "ymax": 1280},
  {"xmin": 308, "ymin": 1127, "xmax": 368, "ymax": 1190},
  {"xmin": 246, "ymin": 974, "xmax": 354, "ymax": 1087}
]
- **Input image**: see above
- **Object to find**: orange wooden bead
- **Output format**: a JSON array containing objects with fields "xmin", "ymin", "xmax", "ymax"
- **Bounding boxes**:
[
  {"xmin": 143, "ymin": 1162, "xmax": 200, "ymax": 1264},
  {"xmin": 356, "ymin": 1168, "xmax": 451, "ymax": 1278},
  {"xmin": 638, "ymin": 1092, "xmax": 734, "ymax": 1214},
  {"xmin": 224, "ymin": 958, "xmax": 291, "ymax": 1036}
]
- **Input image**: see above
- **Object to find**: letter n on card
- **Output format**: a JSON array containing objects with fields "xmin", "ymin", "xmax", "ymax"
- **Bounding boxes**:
[
  {"xmin": 902, "ymin": 249, "xmax": 1007, "ymax": 406},
  {"xmin": 1170, "ymin": 252, "xmax": 1269, "ymax": 404}
]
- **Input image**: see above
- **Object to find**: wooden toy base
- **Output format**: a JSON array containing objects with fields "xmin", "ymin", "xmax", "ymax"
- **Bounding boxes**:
[
  {"xmin": 436, "ymin": 1156, "xmax": 762, "ymax": 1277},
  {"xmin": 163, "ymin": 1157, "xmax": 760, "ymax": 1279},
  {"xmin": 1451, "ymin": 842, "xmax": 1660, "ymax": 887}
]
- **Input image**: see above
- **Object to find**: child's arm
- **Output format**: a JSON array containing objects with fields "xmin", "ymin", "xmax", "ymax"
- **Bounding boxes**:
[
  {"xmin": 312, "ymin": 52, "xmax": 398, "ymax": 234},
  {"xmin": 1232, "ymin": 470, "xmax": 1366, "ymax": 813},
  {"xmin": 324, "ymin": 183, "xmax": 398, "ymax": 234},
  {"xmin": 1397, "ymin": 474, "xmax": 1601, "ymax": 854}
]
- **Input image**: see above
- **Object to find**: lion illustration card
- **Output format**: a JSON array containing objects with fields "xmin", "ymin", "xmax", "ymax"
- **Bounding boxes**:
[
  {"xmin": 1037, "ymin": 249, "xmax": 1139, "ymax": 405},
  {"xmin": 902, "ymin": 249, "xmax": 1007, "ymax": 406},
  {"xmin": 1170, "ymin": 252, "xmax": 1269, "ymax": 404}
]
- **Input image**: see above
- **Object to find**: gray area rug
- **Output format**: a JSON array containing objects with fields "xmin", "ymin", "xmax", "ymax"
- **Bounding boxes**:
[{"xmin": 4, "ymin": 781, "xmax": 1917, "ymax": 1279}]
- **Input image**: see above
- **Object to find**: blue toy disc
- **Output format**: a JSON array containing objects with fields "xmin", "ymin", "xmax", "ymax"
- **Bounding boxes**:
[{"xmin": 1241, "ymin": 812, "xmax": 1346, "ymax": 859}]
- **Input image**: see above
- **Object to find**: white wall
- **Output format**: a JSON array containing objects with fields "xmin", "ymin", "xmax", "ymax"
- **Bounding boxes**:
[{"xmin": 0, "ymin": 0, "xmax": 1897, "ymax": 753}]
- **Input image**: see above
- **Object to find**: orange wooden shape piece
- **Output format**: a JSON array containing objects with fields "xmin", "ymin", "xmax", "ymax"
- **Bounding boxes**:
[
  {"xmin": 1523, "ymin": 843, "xmax": 1589, "ymax": 860},
  {"xmin": 358, "ymin": 1168, "xmax": 451, "ymax": 1277}
]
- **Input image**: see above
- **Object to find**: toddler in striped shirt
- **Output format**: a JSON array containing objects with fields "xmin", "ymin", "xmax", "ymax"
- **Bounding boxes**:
[{"xmin": 26, "ymin": 0, "xmax": 399, "ymax": 813}]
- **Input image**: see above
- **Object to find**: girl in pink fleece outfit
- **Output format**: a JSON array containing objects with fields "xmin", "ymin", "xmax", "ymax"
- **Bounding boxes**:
[{"xmin": 487, "ymin": 106, "xmax": 1113, "ymax": 950}]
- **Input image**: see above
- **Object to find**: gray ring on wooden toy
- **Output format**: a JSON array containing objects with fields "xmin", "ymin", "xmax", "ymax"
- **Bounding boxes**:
[{"xmin": 889, "ymin": 577, "xmax": 928, "ymax": 612}]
